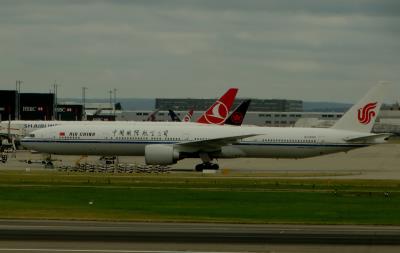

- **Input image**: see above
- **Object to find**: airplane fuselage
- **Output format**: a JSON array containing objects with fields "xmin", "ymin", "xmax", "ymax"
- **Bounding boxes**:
[{"xmin": 21, "ymin": 123, "xmax": 379, "ymax": 160}]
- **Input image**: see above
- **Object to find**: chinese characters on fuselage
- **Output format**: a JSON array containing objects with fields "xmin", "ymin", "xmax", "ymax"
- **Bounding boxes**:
[{"xmin": 112, "ymin": 129, "xmax": 169, "ymax": 138}]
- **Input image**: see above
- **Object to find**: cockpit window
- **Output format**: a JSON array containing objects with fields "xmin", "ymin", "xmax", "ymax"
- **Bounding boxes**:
[{"xmin": 29, "ymin": 134, "xmax": 35, "ymax": 138}]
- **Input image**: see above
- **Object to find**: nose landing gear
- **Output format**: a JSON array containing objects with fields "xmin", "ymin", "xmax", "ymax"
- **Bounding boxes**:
[{"xmin": 1, "ymin": 154, "xmax": 7, "ymax": 163}]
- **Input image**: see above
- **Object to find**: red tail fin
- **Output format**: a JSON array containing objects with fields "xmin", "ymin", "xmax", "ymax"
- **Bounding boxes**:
[
  {"xmin": 183, "ymin": 109, "xmax": 194, "ymax": 122},
  {"xmin": 196, "ymin": 88, "xmax": 238, "ymax": 125}
]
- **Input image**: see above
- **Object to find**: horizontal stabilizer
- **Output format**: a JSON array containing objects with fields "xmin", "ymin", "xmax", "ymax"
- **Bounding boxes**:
[{"xmin": 344, "ymin": 133, "xmax": 391, "ymax": 143}]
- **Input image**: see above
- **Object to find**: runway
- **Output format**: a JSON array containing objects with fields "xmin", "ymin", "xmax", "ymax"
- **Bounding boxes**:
[
  {"xmin": 1, "ymin": 219, "xmax": 400, "ymax": 244},
  {"xmin": 1, "ymin": 219, "xmax": 400, "ymax": 252}
]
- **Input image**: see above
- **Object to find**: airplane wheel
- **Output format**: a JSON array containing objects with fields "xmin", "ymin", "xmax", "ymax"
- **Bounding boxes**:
[
  {"xmin": 195, "ymin": 164, "xmax": 203, "ymax": 172},
  {"xmin": 211, "ymin": 163, "xmax": 219, "ymax": 170},
  {"xmin": 204, "ymin": 163, "xmax": 219, "ymax": 170},
  {"xmin": 45, "ymin": 161, "xmax": 54, "ymax": 169},
  {"xmin": 196, "ymin": 163, "xmax": 219, "ymax": 171}
]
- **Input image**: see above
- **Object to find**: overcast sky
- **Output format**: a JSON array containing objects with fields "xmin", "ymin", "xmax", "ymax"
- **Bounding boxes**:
[{"xmin": 1, "ymin": 0, "xmax": 399, "ymax": 102}]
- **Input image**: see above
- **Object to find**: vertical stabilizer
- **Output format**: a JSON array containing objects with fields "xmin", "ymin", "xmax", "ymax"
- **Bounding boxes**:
[
  {"xmin": 332, "ymin": 82, "xmax": 388, "ymax": 133},
  {"xmin": 146, "ymin": 109, "xmax": 160, "ymax": 121},
  {"xmin": 183, "ymin": 109, "xmax": 194, "ymax": 122},
  {"xmin": 168, "ymin": 110, "xmax": 181, "ymax": 122},
  {"xmin": 225, "ymin": 99, "xmax": 251, "ymax": 126},
  {"xmin": 196, "ymin": 88, "xmax": 238, "ymax": 125}
]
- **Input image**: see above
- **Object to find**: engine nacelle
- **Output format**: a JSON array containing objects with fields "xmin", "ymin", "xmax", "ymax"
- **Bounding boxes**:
[
  {"xmin": 219, "ymin": 145, "xmax": 246, "ymax": 158},
  {"xmin": 145, "ymin": 144, "xmax": 180, "ymax": 165}
]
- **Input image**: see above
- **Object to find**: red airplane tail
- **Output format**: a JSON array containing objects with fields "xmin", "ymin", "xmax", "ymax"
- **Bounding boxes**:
[
  {"xmin": 183, "ymin": 109, "xmax": 194, "ymax": 122},
  {"xmin": 196, "ymin": 88, "xmax": 238, "ymax": 125}
]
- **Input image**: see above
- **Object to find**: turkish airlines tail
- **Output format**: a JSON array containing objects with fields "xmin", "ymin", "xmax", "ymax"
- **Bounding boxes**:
[
  {"xmin": 183, "ymin": 109, "xmax": 194, "ymax": 122},
  {"xmin": 225, "ymin": 99, "xmax": 251, "ymax": 126},
  {"xmin": 332, "ymin": 82, "xmax": 388, "ymax": 133},
  {"xmin": 196, "ymin": 88, "xmax": 239, "ymax": 125}
]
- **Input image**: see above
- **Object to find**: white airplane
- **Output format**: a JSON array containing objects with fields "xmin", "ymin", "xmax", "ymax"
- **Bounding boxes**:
[{"xmin": 21, "ymin": 83, "xmax": 389, "ymax": 171}]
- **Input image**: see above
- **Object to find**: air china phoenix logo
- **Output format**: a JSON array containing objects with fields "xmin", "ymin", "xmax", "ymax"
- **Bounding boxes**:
[
  {"xmin": 204, "ymin": 101, "xmax": 229, "ymax": 125},
  {"xmin": 357, "ymin": 102, "xmax": 377, "ymax": 125}
]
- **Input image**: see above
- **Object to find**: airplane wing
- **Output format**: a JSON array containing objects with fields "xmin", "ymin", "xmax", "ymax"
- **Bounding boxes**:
[
  {"xmin": 344, "ymin": 133, "xmax": 391, "ymax": 143},
  {"xmin": 175, "ymin": 133, "xmax": 259, "ymax": 152}
]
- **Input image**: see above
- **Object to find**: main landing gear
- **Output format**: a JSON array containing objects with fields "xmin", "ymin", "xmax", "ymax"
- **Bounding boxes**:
[
  {"xmin": 195, "ymin": 153, "xmax": 219, "ymax": 172},
  {"xmin": 195, "ymin": 162, "xmax": 219, "ymax": 172},
  {"xmin": 1, "ymin": 153, "xmax": 7, "ymax": 163},
  {"xmin": 44, "ymin": 156, "xmax": 54, "ymax": 168},
  {"xmin": 43, "ymin": 154, "xmax": 56, "ymax": 168}
]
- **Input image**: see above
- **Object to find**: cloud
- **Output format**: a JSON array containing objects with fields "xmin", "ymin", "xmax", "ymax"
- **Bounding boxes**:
[{"xmin": 0, "ymin": 0, "xmax": 399, "ymax": 102}]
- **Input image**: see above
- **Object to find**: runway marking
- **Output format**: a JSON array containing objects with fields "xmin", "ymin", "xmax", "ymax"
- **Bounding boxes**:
[{"xmin": 0, "ymin": 249, "xmax": 242, "ymax": 253}]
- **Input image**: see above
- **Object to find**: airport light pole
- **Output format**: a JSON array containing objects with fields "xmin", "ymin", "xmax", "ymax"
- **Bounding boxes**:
[
  {"xmin": 53, "ymin": 81, "xmax": 58, "ymax": 120},
  {"xmin": 109, "ymin": 89, "xmax": 113, "ymax": 113},
  {"xmin": 82, "ymin": 87, "xmax": 87, "ymax": 121},
  {"xmin": 15, "ymin": 80, "xmax": 22, "ymax": 120},
  {"xmin": 113, "ymin": 88, "xmax": 117, "ymax": 116}
]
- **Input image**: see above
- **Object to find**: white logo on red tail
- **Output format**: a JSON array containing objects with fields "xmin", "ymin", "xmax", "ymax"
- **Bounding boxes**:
[
  {"xmin": 183, "ymin": 110, "xmax": 193, "ymax": 122},
  {"xmin": 204, "ymin": 101, "xmax": 228, "ymax": 125},
  {"xmin": 357, "ymin": 102, "xmax": 377, "ymax": 125}
]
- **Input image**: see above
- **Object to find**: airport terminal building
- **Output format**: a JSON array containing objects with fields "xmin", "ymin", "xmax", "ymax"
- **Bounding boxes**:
[
  {"xmin": 0, "ymin": 90, "xmax": 83, "ymax": 121},
  {"xmin": 155, "ymin": 98, "xmax": 303, "ymax": 112}
]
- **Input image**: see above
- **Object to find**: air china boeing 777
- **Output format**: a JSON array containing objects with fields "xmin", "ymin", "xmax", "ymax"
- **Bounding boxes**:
[{"xmin": 21, "ymin": 83, "xmax": 390, "ymax": 171}]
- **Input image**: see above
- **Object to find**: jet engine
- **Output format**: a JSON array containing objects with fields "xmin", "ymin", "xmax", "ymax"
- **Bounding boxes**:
[{"xmin": 145, "ymin": 144, "xmax": 180, "ymax": 165}]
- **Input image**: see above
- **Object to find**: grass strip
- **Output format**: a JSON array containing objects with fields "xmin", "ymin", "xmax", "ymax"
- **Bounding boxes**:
[{"xmin": 0, "ymin": 173, "xmax": 400, "ymax": 224}]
